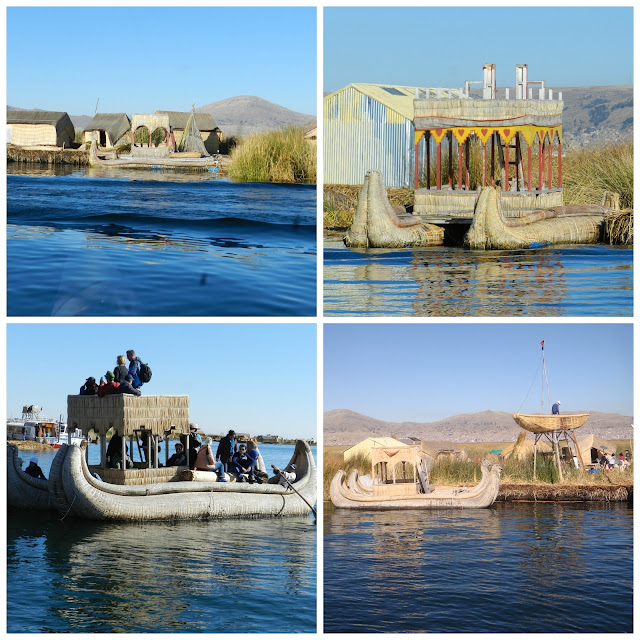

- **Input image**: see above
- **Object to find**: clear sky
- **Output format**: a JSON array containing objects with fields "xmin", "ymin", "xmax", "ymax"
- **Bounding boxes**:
[
  {"xmin": 7, "ymin": 7, "xmax": 316, "ymax": 115},
  {"xmin": 324, "ymin": 7, "xmax": 633, "ymax": 92},
  {"xmin": 7, "ymin": 323, "xmax": 316, "ymax": 439},
  {"xmin": 324, "ymin": 323, "xmax": 633, "ymax": 421}
]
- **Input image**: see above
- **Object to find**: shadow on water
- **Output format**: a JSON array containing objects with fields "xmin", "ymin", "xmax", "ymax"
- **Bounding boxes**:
[
  {"xmin": 323, "ymin": 502, "xmax": 633, "ymax": 633},
  {"xmin": 8, "ymin": 511, "xmax": 316, "ymax": 633},
  {"xmin": 324, "ymin": 240, "xmax": 632, "ymax": 316}
]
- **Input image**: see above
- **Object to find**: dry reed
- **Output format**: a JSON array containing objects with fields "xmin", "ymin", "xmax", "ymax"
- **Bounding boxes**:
[{"xmin": 605, "ymin": 209, "xmax": 633, "ymax": 245}]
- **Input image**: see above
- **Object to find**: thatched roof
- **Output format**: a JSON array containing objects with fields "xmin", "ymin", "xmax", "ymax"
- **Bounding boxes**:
[
  {"xmin": 156, "ymin": 111, "xmax": 219, "ymax": 131},
  {"xmin": 7, "ymin": 109, "xmax": 71, "ymax": 126},
  {"xmin": 576, "ymin": 434, "xmax": 616, "ymax": 462},
  {"xmin": 83, "ymin": 113, "xmax": 131, "ymax": 143},
  {"xmin": 343, "ymin": 436, "xmax": 407, "ymax": 462}
]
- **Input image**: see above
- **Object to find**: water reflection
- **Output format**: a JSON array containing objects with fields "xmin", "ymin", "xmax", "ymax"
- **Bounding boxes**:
[
  {"xmin": 324, "ymin": 240, "xmax": 632, "ymax": 316},
  {"xmin": 9, "ymin": 512, "xmax": 315, "ymax": 632}
]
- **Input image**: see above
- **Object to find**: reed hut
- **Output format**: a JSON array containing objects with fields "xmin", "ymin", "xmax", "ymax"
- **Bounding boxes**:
[
  {"xmin": 419, "ymin": 440, "xmax": 468, "ymax": 471},
  {"xmin": 413, "ymin": 63, "xmax": 564, "ymax": 220},
  {"xmin": 500, "ymin": 438, "xmax": 552, "ymax": 460},
  {"xmin": 575, "ymin": 434, "xmax": 616, "ymax": 465},
  {"xmin": 67, "ymin": 394, "xmax": 190, "ymax": 485},
  {"xmin": 156, "ymin": 111, "xmax": 221, "ymax": 154},
  {"xmin": 7, "ymin": 110, "xmax": 75, "ymax": 147},
  {"xmin": 324, "ymin": 83, "xmax": 463, "ymax": 187},
  {"xmin": 343, "ymin": 436, "xmax": 407, "ymax": 463},
  {"xmin": 82, "ymin": 113, "xmax": 131, "ymax": 148}
]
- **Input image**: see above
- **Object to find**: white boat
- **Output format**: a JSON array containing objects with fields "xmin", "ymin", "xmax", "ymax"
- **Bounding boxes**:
[{"xmin": 44, "ymin": 421, "xmax": 86, "ymax": 448}]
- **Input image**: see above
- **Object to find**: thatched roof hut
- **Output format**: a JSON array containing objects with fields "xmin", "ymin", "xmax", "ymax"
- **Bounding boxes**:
[
  {"xmin": 156, "ymin": 111, "xmax": 221, "ymax": 154},
  {"xmin": 576, "ymin": 434, "xmax": 616, "ymax": 465},
  {"xmin": 7, "ymin": 109, "xmax": 75, "ymax": 147},
  {"xmin": 82, "ymin": 113, "xmax": 131, "ymax": 147},
  {"xmin": 500, "ymin": 438, "xmax": 552, "ymax": 460},
  {"xmin": 343, "ymin": 436, "xmax": 407, "ymax": 462}
]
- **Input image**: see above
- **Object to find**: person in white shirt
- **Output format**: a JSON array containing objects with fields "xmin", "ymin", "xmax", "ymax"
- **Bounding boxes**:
[{"xmin": 271, "ymin": 463, "xmax": 296, "ymax": 487}]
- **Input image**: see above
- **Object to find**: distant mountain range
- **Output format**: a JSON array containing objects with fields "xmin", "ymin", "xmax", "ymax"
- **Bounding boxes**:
[
  {"xmin": 324, "ymin": 409, "xmax": 634, "ymax": 446},
  {"xmin": 9, "ymin": 95, "xmax": 315, "ymax": 140}
]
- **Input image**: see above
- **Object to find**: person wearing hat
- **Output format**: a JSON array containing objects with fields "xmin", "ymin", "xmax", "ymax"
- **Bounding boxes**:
[
  {"xmin": 272, "ymin": 462, "xmax": 296, "ymax": 488},
  {"xmin": 98, "ymin": 371, "xmax": 121, "ymax": 397},
  {"xmin": 80, "ymin": 377, "xmax": 99, "ymax": 396},
  {"xmin": 24, "ymin": 457, "xmax": 46, "ymax": 480},
  {"xmin": 552, "ymin": 400, "xmax": 561, "ymax": 415},
  {"xmin": 216, "ymin": 429, "xmax": 237, "ymax": 473}
]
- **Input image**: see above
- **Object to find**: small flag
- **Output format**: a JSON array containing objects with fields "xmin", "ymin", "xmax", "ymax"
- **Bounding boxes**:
[{"xmin": 540, "ymin": 340, "xmax": 545, "ymax": 350}]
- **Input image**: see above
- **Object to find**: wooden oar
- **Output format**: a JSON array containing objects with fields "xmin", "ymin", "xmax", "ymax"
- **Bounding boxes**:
[{"xmin": 273, "ymin": 465, "xmax": 317, "ymax": 518}]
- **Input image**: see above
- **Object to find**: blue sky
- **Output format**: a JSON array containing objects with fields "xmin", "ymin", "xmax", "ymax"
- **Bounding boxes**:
[
  {"xmin": 324, "ymin": 323, "xmax": 633, "ymax": 421},
  {"xmin": 6, "ymin": 323, "xmax": 316, "ymax": 439},
  {"xmin": 324, "ymin": 7, "xmax": 633, "ymax": 92},
  {"xmin": 7, "ymin": 7, "xmax": 316, "ymax": 115}
]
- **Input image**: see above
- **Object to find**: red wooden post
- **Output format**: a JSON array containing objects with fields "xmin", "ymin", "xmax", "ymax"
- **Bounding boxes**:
[
  {"xmin": 465, "ymin": 139, "xmax": 470, "ymax": 191},
  {"xmin": 527, "ymin": 145, "xmax": 532, "ymax": 191},
  {"xmin": 538, "ymin": 138, "xmax": 543, "ymax": 191},
  {"xmin": 414, "ymin": 137, "xmax": 420, "ymax": 190},
  {"xmin": 491, "ymin": 134, "xmax": 495, "ymax": 187},
  {"xmin": 436, "ymin": 141, "xmax": 442, "ymax": 190},
  {"xmin": 557, "ymin": 140, "xmax": 562, "ymax": 188},
  {"xmin": 548, "ymin": 137, "xmax": 553, "ymax": 189},
  {"xmin": 426, "ymin": 131, "xmax": 431, "ymax": 190},
  {"xmin": 482, "ymin": 142, "xmax": 487, "ymax": 187},
  {"xmin": 515, "ymin": 135, "xmax": 520, "ymax": 191},
  {"xmin": 448, "ymin": 132, "xmax": 453, "ymax": 188},
  {"xmin": 504, "ymin": 136, "xmax": 509, "ymax": 191},
  {"xmin": 458, "ymin": 140, "xmax": 463, "ymax": 190}
]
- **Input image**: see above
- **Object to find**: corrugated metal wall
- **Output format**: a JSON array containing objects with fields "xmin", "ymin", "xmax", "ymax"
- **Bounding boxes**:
[{"xmin": 324, "ymin": 86, "xmax": 424, "ymax": 188}]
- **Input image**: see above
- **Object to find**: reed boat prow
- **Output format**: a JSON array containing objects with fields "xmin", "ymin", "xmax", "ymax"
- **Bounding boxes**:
[
  {"xmin": 7, "ymin": 443, "xmax": 52, "ymax": 510},
  {"xmin": 513, "ymin": 412, "xmax": 590, "ymax": 434}
]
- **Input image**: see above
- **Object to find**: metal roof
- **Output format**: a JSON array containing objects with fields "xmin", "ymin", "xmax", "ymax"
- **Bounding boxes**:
[
  {"xmin": 324, "ymin": 83, "xmax": 463, "ymax": 121},
  {"xmin": 7, "ymin": 109, "xmax": 71, "ymax": 125},
  {"xmin": 155, "ymin": 111, "xmax": 218, "ymax": 131},
  {"xmin": 83, "ymin": 113, "xmax": 131, "ymax": 143}
]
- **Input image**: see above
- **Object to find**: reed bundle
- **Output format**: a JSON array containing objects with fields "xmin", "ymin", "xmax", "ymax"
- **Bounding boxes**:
[
  {"xmin": 605, "ymin": 209, "xmax": 633, "ymax": 245},
  {"xmin": 497, "ymin": 482, "xmax": 631, "ymax": 502},
  {"xmin": 414, "ymin": 99, "xmax": 562, "ymax": 121},
  {"xmin": 7, "ymin": 145, "xmax": 89, "ymax": 166}
]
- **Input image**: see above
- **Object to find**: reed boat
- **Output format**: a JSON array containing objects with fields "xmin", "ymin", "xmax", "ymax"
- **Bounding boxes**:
[
  {"xmin": 513, "ymin": 413, "xmax": 590, "ymax": 434},
  {"xmin": 47, "ymin": 440, "xmax": 316, "ymax": 522},
  {"xmin": 331, "ymin": 459, "xmax": 502, "ymax": 510},
  {"xmin": 465, "ymin": 186, "xmax": 607, "ymax": 250},
  {"xmin": 7, "ymin": 443, "xmax": 53, "ymax": 510},
  {"xmin": 345, "ymin": 169, "xmax": 444, "ymax": 248}
]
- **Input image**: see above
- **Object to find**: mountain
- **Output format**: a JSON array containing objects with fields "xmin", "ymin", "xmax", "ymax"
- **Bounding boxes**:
[
  {"xmin": 196, "ymin": 95, "xmax": 314, "ymax": 138},
  {"xmin": 324, "ymin": 409, "xmax": 633, "ymax": 446}
]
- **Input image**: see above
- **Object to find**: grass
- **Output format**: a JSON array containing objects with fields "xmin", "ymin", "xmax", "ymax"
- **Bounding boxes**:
[
  {"xmin": 228, "ymin": 126, "xmax": 316, "ymax": 184},
  {"xmin": 323, "ymin": 441, "xmax": 633, "ymax": 500}
]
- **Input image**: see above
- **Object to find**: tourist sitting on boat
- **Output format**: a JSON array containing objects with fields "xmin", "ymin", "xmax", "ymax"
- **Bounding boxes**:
[
  {"xmin": 114, "ymin": 355, "xmax": 129, "ymax": 384},
  {"xmin": 80, "ymin": 377, "xmax": 99, "ymax": 395},
  {"xmin": 272, "ymin": 463, "xmax": 296, "ymax": 487},
  {"xmin": 24, "ymin": 457, "xmax": 46, "ymax": 480},
  {"xmin": 113, "ymin": 375, "xmax": 141, "ymax": 396},
  {"xmin": 552, "ymin": 401, "xmax": 561, "ymax": 415},
  {"xmin": 216, "ymin": 429, "xmax": 236, "ymax": 472},
  {"xmin": 99, "ymin": 376, "xmax": 106, "ymax": 387},
  {"xmin": 97, "ymin": 371, "xmax": 121, "ymax": 397},
  {"xmin": 247, "ymin": 440, "xmax": 268, "ymax": 481},
  {"xmin": 232, "ymin": 444, "xmax": 261, "ymax": 484},
  {"xmin": 127, "ymin": 350, "xmax": 143, "ymax": 389},
  {"xmin": 180, "ymin": 425, "xmax": 202, "ymax": 470},
  {"xmin": 167, "ymin": 443, "xmax": 187, "ymax": 467},
  {"xmin": 195, "ymin": 437, "xmax": 218, "ymax": 472}
]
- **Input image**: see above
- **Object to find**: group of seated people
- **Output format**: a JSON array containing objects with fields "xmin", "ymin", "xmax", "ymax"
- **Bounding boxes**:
[
  {"xmin": 599, "ymin": 450, "xmax": 632, "ymax": 471},
  {"xmin": 104, "ymin": 425, "xmax": 298, "ymax": 486},
  {"xmin": 79, "ymin": 351, "xmax": 145, "ymax": 398}
]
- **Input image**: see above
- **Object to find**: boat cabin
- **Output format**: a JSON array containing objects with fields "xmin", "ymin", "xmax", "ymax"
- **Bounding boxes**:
[
  {"xmin": 413, "ymin": 63, "xmax": 564, "ymax": 223},
  {"xmin": 371, "ymin": 444, "xmax": 427, "ymax": 497},
  {"xmin": 67, "ymin": 394, "xmax": 190, "ymax": 485}
]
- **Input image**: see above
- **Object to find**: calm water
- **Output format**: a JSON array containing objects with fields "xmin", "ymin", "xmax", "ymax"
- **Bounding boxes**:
[
  {"xmin": 324, "ymin": 239, "xmax": 632, "ymax": 316},
  {"xmin": 7, "ymin": 444, "xmax": 317, "ymax": 633},
  {"xmin": 324, "ymin": 503, "xmax": 633, "ymax": 633},
  {"xmin": 7, "ymin": 168, "xmax": 316, "ymax": 316}
]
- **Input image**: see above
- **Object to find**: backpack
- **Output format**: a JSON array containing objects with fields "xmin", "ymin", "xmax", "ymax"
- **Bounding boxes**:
[{"xmin": 138, "ymin": 362, "xmax": 152, "ymax": 383}]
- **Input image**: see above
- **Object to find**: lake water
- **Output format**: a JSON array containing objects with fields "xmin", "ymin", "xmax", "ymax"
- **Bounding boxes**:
[
  {"xmin": 324, "ymin": 502, "xmax": 633, "ymax": 633},
  {"xmin": 324, "ymin": 239, "xmax": 633, "ymax": 316},
  {"xmin": 7, "ymin": 444, "xmax": 317, "ymax": 633},
  {"xmin": 7, "ymin": 167, "xmax": 316, "ymax": 317}
]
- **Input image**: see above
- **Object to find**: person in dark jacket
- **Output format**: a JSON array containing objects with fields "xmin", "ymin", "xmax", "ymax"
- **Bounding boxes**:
[
  {"xmin": 24, "ymin": 457, "xmax": 46, "ymax": 479},
  {"xmin": 114, "ymin": 355, "xmax": 129, "ymax": 384},
  {"xmin": 80, "ymin": 377, "xmax": 99, "ymax": 395},
  {"xmin": 114, "ymin": 375, "xmax": 141, "ymax": 396},
  {"xmin": 126, "ymin": 350, "xmax": 143, "ymax": 389},
  {"xmin": 552, "ymin": 401, "xmax": 561, "ymax": 415},
  {"xmin": 216, "ymin": 430, "xmax": 236, "ymax": 472},
  {"xmin": 232, "ymin": 444, "xmax": 257, "ymax": 483},
  {"xmin": 167, "ymin": 443, "xmax": 187, "ymax": 467}
]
